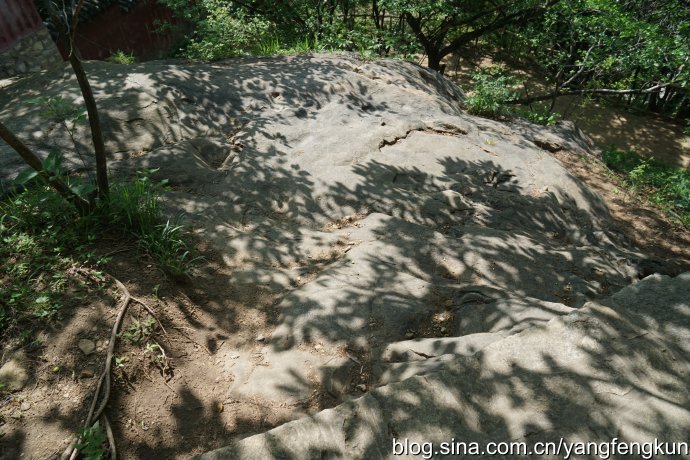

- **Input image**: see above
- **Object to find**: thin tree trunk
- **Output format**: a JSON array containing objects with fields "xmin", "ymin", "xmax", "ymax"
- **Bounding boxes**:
[
  {"xmin": 43, "ymin": 0, "xmax": 109, "ymax": 199},
  {"xmin": 68, "ymin": 46, "xmax": 109, "ymax": 198}
]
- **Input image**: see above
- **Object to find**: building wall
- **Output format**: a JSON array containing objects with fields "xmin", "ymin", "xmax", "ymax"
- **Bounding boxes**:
[
  {"xmin": 0, "ymin": 26, "xmax": 62, "ymax": 78},
  {"xmin": 0, "ymin": 0, "xmax": 42, "ymax": 51},
  {"xmin": 61, "ymin": 0, "xmax": 183, "ymax": 62},
  {"xmin": 0, "ymin": 0, "xmax": 63, "ymax": 78}
]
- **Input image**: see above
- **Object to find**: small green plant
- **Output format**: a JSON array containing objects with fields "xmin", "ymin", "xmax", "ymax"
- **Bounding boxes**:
[
  {"xmin": 464, "ymin": 67, "xmax": 521, "ymax": 119},
  {"xmin": 114, "ymin": 355, "xmax": 128, "ymax": 368},
  {"xmin": 122, "ymin": 317, "xmax": 156, "ymax": 345},
  {"xmin": 105, "ymin": 169, "xmax": 163, "ymax": 234},
  {"xmin": 104, "ymin": 169, "xmax": 200, "ymax": 277},
  {"xmin": 139, "ymin": 218, "xmax": 201, "ymax": 278},
  {"xmin": 515, "ymin": 107, "xmax": 561, "ymax": 126},
  {"xmin": 22, "ymin": 97, "xmax": 94, "ymax": 195},
  {"xmin": 25, "ymin": 96, "xmax": 85, "ymax": 123},
  {"xmin": 107, "ymin": 50, "xmax": 136, "ymax": 65},
  {"xmin": 144, "ymin": 341, "xmax": 165, "ymax": 364},
  {"xmin": 257, "ymin": 36, "xmax": 282, "ymax": 56},
  {"xmin": 76, "ymin": 421, "xmax": 107, "ymax": 460}
]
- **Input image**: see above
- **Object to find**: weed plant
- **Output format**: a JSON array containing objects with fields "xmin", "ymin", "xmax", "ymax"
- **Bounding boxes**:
[{"xmin": 107, "ymin": 50, "xmax": 136, "ymax": 65}]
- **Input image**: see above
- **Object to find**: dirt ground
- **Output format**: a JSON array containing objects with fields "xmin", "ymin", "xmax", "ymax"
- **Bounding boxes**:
[
  {"xmin": 553, "ymin": 151, "xmax": 690, "ymax": 271},
  {"xmin": 0, "ymin": 236, "xmax": 354, "ymax": 459}
]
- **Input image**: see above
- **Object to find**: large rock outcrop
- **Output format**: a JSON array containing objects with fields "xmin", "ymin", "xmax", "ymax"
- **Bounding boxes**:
[{"xmin": 1, "ymin": 54, "xmax": 687, "ymax": 459}]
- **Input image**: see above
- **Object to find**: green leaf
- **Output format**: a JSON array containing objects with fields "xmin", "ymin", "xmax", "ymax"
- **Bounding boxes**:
[
  {"xmin": 24, "ymin": 97, "xmax": 48, "ymax": 105},
  {"xmin": 14, "ymin": 169, "xmax": 39, "ymax": 185},
  {"xmin": 42, "ymin": 151, "xmax": 62, "ymax": 175},
  {"xmin": 73, "ymin": 112, "xmax": 87, "ymax": 124},
  {"xmin": 69, "ymin": 181, "xmax": 97, "ymax": 198}
]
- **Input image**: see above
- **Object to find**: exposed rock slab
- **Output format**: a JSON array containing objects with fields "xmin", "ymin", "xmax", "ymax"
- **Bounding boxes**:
[
  {"xmin": 194, "ymin": 273, "xmax": 690, "ymax": 460},
  {"xmin": 1, "ymin": 55, "xmax": 684, "ymax": 458}
]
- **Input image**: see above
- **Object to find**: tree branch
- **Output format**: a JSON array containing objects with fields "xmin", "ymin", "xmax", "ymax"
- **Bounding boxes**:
[
  {"xmin": 509, "ymin": 84, "xmax": 671, "ymax": 105},
  {"xmin": 0, "ymin": 120, "xmax": 91, "ymax": 214},
  {"xmin": 440, "ymin": 0, "xmax": 563, "ymax": 58}
]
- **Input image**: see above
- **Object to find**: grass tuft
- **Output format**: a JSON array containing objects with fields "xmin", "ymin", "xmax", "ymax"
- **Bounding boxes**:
[{"xmin": 107, "ymin": 50, "xmax": 136, "ymax": 65}]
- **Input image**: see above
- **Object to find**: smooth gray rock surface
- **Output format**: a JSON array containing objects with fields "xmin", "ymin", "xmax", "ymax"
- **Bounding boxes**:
[{"xmin": 194, "ymin": 273, "xmax": 690, "ymax": 460}]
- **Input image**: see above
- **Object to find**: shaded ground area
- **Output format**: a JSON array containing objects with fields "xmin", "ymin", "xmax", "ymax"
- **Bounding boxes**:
[{"xmin": 0, "ymin": 54, "xmax": 688, "ymax": 459}]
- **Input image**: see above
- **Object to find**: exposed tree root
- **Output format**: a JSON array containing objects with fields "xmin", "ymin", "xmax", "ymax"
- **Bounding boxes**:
[
  {"xmin": 62, "ymin": 269, "xmax": 164, "ymax": 460},
  {"xmin": 102, "ymin": 415, "xmax": 116, "ymax": 460}
]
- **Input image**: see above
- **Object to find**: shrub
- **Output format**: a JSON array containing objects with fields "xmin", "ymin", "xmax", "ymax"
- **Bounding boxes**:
[
  {"xmin": 515, "ymin": 107, "xmax": 561, "ymax": 126},
  {"xmin": 464, "ymin": 67, "xmax": 521, "ymax": 118},
  {"xmin": 183, "ymin": 1, "xmax": 273, "ymax": 61},
  {"xmin": 107, "ymin": 50, "xmax": 136, "ymax": 65}
]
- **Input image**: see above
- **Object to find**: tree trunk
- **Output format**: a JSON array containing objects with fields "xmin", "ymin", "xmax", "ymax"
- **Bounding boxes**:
[
  {"xmin": 0, "ymin": 120, "xmax": 92, "ymax": 214},
  {"xmin": 427, "ymin": 50, "xmax": 443, "ymax": 72},
  {"xmin": 647, "ymin": 91, "xmax": 658, "ymax": 112},
  {"xmin": 68, "ymin": 49, "xmax": 109, "ymax": 198}
]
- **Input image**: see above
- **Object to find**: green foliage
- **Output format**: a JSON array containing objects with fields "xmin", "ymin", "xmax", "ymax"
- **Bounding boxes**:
[
  {"xmin": 144, "ymin": 341, "xmax": 165, "ymax": 363},
  {"xmin": 114, "ymin": 355, "xmax": 128, "ymax": 368},
  {"xmin": 105, "ymin": 170, "xmax": 163, "ymax": 234},
  {"xmin": 517, "ymin": 0, "xmax": 690, "ymax": 117},
  {"xmin": 138, "ymin": 218, "xmax": 201, "ymax": 279},
  {"xmin": 25, "ymin": 96, "xmax": 86, "ymax": 125},
  {"xmin": 0, "ymin": 186, "xmax": 100, "ymax": 340},
  {"xmin": 1, "ymin": 170, "xmax": 198, "ymax": 345},
  {"xmin": 104, "ymin": 170, "xmax": 200, "ymax": 278},
  {"xmin": 159, "ymin": 0, "xmax": 421, "ymax": 61},
  {"xmin": 602, "ymin": 146, "xmax": 690, "ymax": 227},
  {"xmin": 122, "ymin": 317, "xmax": 156, "ymax": 345},
  {"xmin": 514, "ymin": 107, "xmax": 561, "ymax": 126},
  {"xmin": 107, "ymin": 50, "xmax": 136, "ymax": 65},
  {"xmin": 464, "ymin": 67, "xmax": 521, "ymax": 118},
  {"xmin": 21, "ymin": 96, "xmax": 94, "ymax": 200},
  {"xmin": 76, "ymin": 421, "xmax": 107, "ymax": 460},
  {"xmin": 12, "ymin": 167, "xmax": 198, "ymax": 279},
  {"xmin": 256, "ymin": 36, "xmax": 282, "ymax": 56},
  {"xmin": 164, "ymin": 0, "xmax": 273, "ymax": 61}
]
